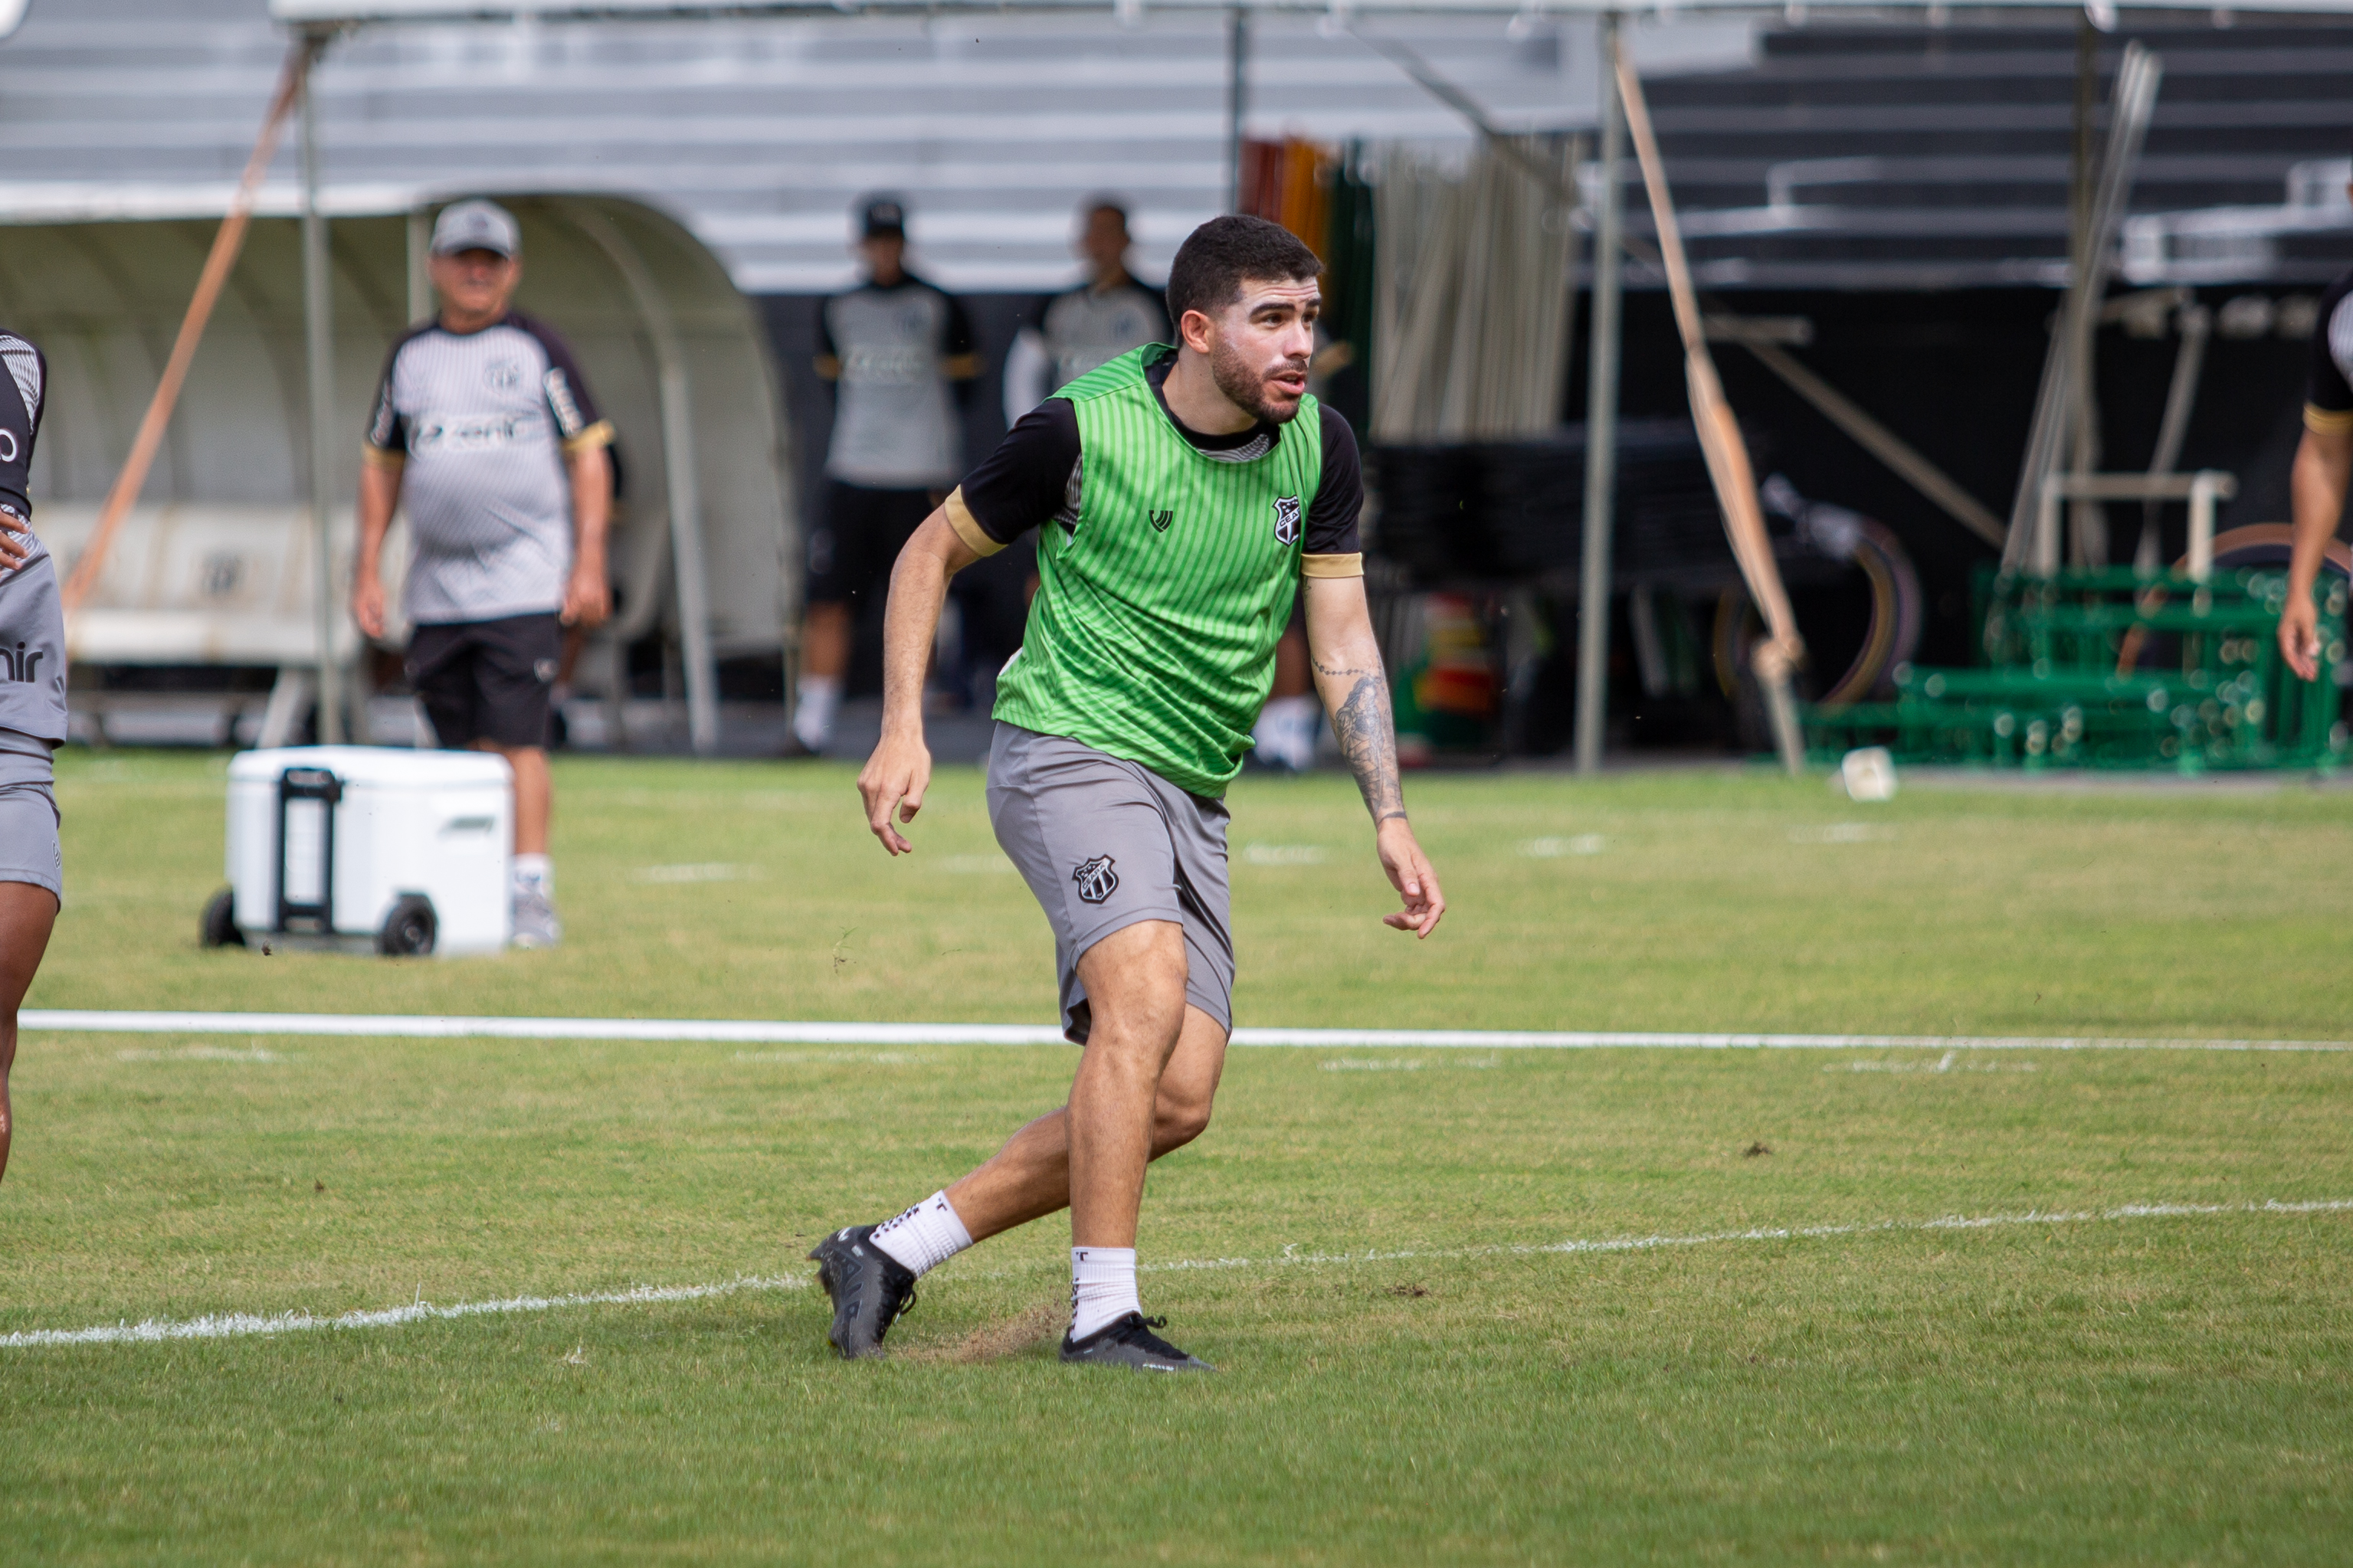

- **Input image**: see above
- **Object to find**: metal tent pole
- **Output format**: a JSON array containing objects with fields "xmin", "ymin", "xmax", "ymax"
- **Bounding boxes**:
[
  {"xmin": 299, "ymin": 47, "xmax": 345, "ymax": 745},
  {"xmin": 565, "ymin": 201, "xmax": 721, "ymax": 755},
  {"xmin": 1227, "ymin": 6, "xmax": 1248, "ymax": 212},
  {"xmin": 406, "ymin": 206, "xmax": 432, "ymax": 325},
  {"xmin": 1572, "ymin": 11, "xmax": 1624, "ymax": 776}
]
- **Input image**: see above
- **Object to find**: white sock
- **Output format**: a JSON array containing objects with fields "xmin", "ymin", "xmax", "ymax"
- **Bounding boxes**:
[
  {"xmin": 513, "ymin": 854, "xmax": 552, "ymax": 895},
  {"xmin": 1252, "ymin": 694, "xmax": 1318, "ymax": 771},
  {"xmin": 868, "ymin": 1190, "xmax": 972, "ymax": 1277},
  {"xmin": 793, "ymin": 676, "xmax": 841, "ymax": 751},
  {"xmin": 1069, "ymin": 1246, "xmax": 1141, "ymax": 1341},
  {"xmin": 1276, "ymin": 695, "xmax": 1319, "ymax": 768}
]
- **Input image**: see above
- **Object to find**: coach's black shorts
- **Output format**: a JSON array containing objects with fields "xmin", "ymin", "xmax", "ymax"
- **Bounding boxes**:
[
  {"xmin": 406, "ymin": 612, "xmax": 562, "ymax": 749},
  {"xmin": 805, "ymin": 482, "xmax": 936, "ymax": 607}
]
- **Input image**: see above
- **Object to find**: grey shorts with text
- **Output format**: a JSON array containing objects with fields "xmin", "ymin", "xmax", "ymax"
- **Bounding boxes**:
[{"xmin": 986, "ymin": 724, "xmax": 1234, "ymax": 1046}]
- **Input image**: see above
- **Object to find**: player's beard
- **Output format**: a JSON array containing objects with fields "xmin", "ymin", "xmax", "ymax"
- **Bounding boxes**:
[{"xmin": 1208, "ymin": 338, "xmax": 1309, "ymax": 427}]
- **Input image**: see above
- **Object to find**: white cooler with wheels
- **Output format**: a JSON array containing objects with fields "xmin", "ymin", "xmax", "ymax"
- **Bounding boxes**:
[{"xmin": 215, "ymin": 746, "xmax": 513, "ymax": 956}]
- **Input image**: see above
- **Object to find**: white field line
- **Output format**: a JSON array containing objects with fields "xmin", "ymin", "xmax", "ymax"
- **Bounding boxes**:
[
  {"xmin": 1136, "ymin": 1196, "xmax": 2353, "ymax": 1275},
  {"xmin": 0, "ymin": 1275, "xmax": 805, "ymax": 1350},
  {"xmin": 21, "ymin": 1010, "xmax": 2353, "ymax": 1053},
  {"xmin": 8, "ymin": 1198, "xmax": 2347, "ymax": 1352}
]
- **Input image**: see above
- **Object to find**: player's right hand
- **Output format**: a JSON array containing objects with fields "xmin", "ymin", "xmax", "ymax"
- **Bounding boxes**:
[
  {"xmin": 0, "ymin": 508, "xmax": 32, "ymax": 574},
  {"xmin": 351, "ymin": 573, "xmax": 386, "ymax": 640},
  {"xmin": 2280, "ymin": 593, "xmax": 2322, "ymax": 683},
  {"xmin": 857, "ymin": 730, "xmax": 932, "ymax": 856}
]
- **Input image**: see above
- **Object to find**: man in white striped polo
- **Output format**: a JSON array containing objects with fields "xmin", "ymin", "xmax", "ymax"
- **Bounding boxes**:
[{"xmin": 350, "ymin": 199, "xmax": 615, "ymax": 949}]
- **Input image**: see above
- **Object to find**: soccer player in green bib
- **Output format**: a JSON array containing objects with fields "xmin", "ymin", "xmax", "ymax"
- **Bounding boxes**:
[{"xmin": 812, "ymin": 216, "xmax": 1446, "ymax": 1372}]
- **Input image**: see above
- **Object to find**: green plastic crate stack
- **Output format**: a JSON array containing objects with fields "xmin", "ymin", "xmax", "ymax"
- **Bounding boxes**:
[{"xmin": 1804, "ymin": 568, "xmax": 2348, "ymax": 771}]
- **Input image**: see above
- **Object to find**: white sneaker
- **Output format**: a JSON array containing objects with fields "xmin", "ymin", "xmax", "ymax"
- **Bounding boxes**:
[
  {"xmin": 790, "ymin": 713, "xmax": 832, "ymax": 756},
  {"xmin": 512, "ymin": 885, "xmax": 562, "ymax": 948}
]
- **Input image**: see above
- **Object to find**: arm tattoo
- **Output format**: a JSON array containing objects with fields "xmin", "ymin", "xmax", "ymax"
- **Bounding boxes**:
[{"xmin": 1330, "ymin": 673, "xmax": 1407, "ymax": 825}]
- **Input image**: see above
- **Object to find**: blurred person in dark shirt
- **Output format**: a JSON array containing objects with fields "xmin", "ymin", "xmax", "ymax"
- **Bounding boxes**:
[{"xmin": 793, "ymin": 195, "xmax": 976, "ymax": 754}]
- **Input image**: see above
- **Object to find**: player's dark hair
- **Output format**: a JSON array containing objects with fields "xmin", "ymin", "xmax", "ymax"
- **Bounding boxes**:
[
  {"xmin": 1165, "ymin": 215, "xmax": 1322, "ymax": 326},
  {"xmin": 1083, "ymin": 195, "xmax": 1131, "ymax": 228}
]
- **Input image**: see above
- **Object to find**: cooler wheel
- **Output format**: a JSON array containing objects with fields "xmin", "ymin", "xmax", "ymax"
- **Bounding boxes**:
[
  {"xmin": 377, "ymin": 894, "xmax": 438, "ymax": 957},
  {"xmin": 199, "ymin": 888, "xmax": 245, "ymax": 949}
]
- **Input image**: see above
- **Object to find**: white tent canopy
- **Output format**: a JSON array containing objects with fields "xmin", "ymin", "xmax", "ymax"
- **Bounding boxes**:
[{"xmin": 16, "ymin": 195, "xmax": 791, "ymax": 748}]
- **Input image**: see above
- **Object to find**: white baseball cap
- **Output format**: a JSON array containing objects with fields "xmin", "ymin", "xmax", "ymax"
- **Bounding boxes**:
[{"xmin": 430, "ymin": 199, "xmax": 519, "ymax": 259}]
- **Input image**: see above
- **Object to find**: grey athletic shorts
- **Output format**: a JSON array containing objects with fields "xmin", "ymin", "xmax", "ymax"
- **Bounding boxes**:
[
  {"xmin": 0, "ymin": 728, "xmax": 60, "ymax": 904},
  {"xmin": 986, "ymin": 724, "xmax": 1234, "ymax": 1046}
]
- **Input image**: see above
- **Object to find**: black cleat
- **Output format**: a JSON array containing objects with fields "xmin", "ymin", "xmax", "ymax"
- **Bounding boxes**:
[
  {"xmin": 807, "ymin": 1224, "xmax": 919, "ymax": 1360},
  {"xmin": 1058, "ymin": 1312, "xmax": 1215, "ymax": 1373}
]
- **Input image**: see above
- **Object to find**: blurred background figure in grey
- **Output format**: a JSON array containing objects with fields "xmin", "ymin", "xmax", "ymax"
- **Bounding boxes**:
[
  {"xmin": 1004, "ymin": 198, "xmax": 1171, "ymax": 419},
  {"xmin": 792, "ymin": 195, "xmax": 976, "ymax": 755},
  {"xmin": 949, "ymin": 198, "xmax": 1175, "ymax": 725}
]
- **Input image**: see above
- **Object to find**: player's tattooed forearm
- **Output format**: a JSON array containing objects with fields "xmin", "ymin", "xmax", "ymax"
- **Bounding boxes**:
[
  {"xmin": 1313, "ymin": 657, "xmax": 1382, "ymax": 679},
  {"xmin": 1332, "ymin": 673, "xmax": 1406, "ymax": 824}
]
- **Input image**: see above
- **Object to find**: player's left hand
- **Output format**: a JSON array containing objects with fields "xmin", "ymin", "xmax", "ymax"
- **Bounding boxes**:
[
  {"xmin": 560, "ymin": 564, "xmax": 611, "ymax": 629},
  {"xmin": 1375, "ymin": 816, "xmax": 1445, "ymax": 939}
]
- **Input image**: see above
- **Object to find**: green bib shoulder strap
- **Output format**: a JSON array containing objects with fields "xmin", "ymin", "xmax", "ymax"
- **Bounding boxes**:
[{"xmin": 1051, "ymin": 342, "xmax": 1167, "ymax": 407}]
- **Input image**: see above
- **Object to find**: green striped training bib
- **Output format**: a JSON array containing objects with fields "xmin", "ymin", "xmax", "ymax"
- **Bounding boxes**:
[{"xmin": 992, "ymin": 345, "xmax": 1323, "ymax": 797}]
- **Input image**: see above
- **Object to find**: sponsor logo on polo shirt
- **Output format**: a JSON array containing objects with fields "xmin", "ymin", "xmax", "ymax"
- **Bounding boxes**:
[
  {"xmin": 411, "ymin": 410, "xmax": 549, "ymax": 453},
  {"xmin": 841, "ymin": 345, "xmax": 934, "ymax": 384}
]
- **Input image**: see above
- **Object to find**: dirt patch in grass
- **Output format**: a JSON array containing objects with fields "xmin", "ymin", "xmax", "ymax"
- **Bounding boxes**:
[{"xmin": 900, "ymin": 1303, "xmax": 1063, "ymax": 1364}]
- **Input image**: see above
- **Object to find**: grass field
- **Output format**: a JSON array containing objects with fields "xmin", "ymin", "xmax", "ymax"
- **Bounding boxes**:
[{"xmin": 6, "ymin": 752, "xmax": 2352, "ymax": 1563}]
